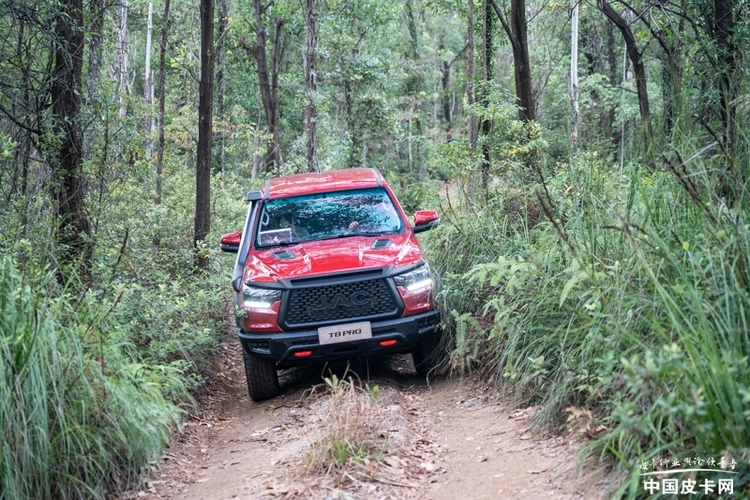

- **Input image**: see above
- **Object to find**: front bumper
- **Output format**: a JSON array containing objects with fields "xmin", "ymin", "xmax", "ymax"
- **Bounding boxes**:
[{"xmin": 238, "ymin": 310, "xmax": 441, "ymax": 367}]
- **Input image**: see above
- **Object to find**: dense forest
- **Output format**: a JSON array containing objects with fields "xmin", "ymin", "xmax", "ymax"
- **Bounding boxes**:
[{"xmin": 1, "ymin": 0, "xmax": 748, "ymax": 497}]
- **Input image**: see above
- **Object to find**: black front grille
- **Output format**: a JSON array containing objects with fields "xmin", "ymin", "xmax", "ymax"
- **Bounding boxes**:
[{"xmin": 283, "ymin": 278, "xmax": 399, "ymax": 327}]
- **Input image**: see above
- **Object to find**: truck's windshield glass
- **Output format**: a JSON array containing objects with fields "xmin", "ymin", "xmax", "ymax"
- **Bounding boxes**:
[{"xmin": 256, "ymin": 188, "xmax": 404, "ymax": 247}]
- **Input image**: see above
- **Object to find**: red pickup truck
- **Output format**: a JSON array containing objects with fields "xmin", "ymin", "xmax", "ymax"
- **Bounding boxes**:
[{"xmin": 220, "ymin": 168, "xmax": 442, "ymax": 401}]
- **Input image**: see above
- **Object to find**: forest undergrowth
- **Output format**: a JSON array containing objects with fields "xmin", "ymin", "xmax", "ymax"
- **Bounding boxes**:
[
  {"xmin": 424, "ymin": 134, "xmax": 750, "ymax": 497},
  {"xmin": 0, "ymin": 170, "xmax": 248, "ymax": 499},
  {"xmin": 3, "ymin": 142, "xmax": 748, "ymax": 498}
]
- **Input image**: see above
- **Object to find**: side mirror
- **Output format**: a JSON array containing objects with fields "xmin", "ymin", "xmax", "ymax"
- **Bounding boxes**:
[
  {"xmin": 413, "ymin": 210, "xmax": 440, "ymax": 234},
  {"xmin": 220, "ymin": 231, "xmax": 242, "ymax": 253}
]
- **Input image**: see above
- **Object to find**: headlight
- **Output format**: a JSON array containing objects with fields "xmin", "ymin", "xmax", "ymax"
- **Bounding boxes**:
[
  {"xmin": 242, "ymin": 285, "xmax": 281, "ymax": 309},
  {"xmin": 394, "ymin": 263, "xmax": 433, "ymax": 292}
]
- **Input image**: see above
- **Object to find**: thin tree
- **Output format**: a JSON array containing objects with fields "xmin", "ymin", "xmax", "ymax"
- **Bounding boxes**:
[
  {"xmin": 216, "ymin": 0, "xmax": 229, "ymax": 171},
  {"xmin": 195, "ymin": 0, "xmax": 214, "ymax": 270},
  {"xmin": 598, "ymin": 0, "xmax": 651, "ymax": 140},
  {"xmin": 156, "ymin": 0, "xmax": 170, "ymax": 205},
  {"xmin": 303, "ymin": 0, "xmax": 318, "ymax": 173},
  {"xmin": 87, "ymin": 0, "xmax": 107, "ymax": 102},
  {"xmin": 85, "ymin": 0, "xmax": 107, "ymax": 159},
  {"xmin": 51, "ymin": 0, "xmax": 92, "ymax": 280},
  {"xmin": 239, "ymin": 0, "xmax": 286, "ymax": 173},
  {"xmin": 144, "ymin": 0, "xmax": 155, "ymax": 158},
  {"xmin": 713, "ymin": 0, "xmax": 736, "ymax": 160},
  {"xmin": 480, "ymin": 0, "xmax": 493, "ymax": 194},
  {"xmin": 571, "ymin": 0, "xmax": 580, "ymax": 152},
  {"xmin": 404, "ymin": 0, "xmax": 424, "ymax": 175},
  {"xmin": 440, "ymin": 41, "xmax": 468, "ymax": 139},
  {"xmin": 489, "ymin": 0, "xmax": 535, "ymax": 121},
  {"xmin": 115, "ymin": 0, "xmax": 130, "ymax": 117},
  {"xmin": 467, "ymin": 0, "xmax": 477, "ymax": 150}
]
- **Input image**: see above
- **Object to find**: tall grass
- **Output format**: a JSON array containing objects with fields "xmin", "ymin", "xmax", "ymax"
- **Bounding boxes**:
[
  {"xmin": 0, "ymin": 256, "xmax": 179, "ymax": 499},
  {"xmin": 0, "ymin": 158, "xmax": 250, "ymax": 498},
  {"xmin": 424, "ymin": 146, "xmax": 750, "ymax": 495}
]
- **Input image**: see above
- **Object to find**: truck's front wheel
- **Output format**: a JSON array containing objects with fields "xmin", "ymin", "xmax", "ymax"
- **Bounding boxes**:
[
  {"xmin": 242, "ymin": 351, "xmax": 280, "ymax": 401},
  {"xmin": 412, "ymin": 332, "xmax": 444, "ymax": 378}
]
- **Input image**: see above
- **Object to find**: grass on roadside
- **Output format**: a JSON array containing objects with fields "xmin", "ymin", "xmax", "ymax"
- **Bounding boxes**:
[
  {"xmin": 0, "ymin": 255, "xmax": 180, "ymax": 500},
  {"xmin": 422, "ymin": 145, "xmax": 750, "ymax": 497}
]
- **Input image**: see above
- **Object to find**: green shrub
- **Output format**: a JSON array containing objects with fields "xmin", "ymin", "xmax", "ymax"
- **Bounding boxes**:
[
  {"xmin": 424, "ymin": 143, "xmax": 750, "ymax": 496},
  {"xmin": 0, "ymin": 256, "xmax": 179, "ymax": 499}
]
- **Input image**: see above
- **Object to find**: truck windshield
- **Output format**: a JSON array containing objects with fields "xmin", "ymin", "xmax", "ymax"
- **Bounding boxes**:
[{"xmin": 256, "ymin": 188, "xmax": 404, "ymax": 247}]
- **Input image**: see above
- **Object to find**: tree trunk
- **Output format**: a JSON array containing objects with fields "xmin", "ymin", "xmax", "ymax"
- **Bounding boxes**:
[
  {"xmin": 87, "ymin": 0, "xmax": 106, "ymax": 102},
  {"xmin": 84, "ymin": 0, "xmax": 106, "ymax": 159},
  {"xmin": 571, "ymin": 1, "xmax": 579, "ymax": 152},
  {"xmin": 303, "ymin": 0, "xmax": 318, "ymax": 173},
  {"xmin": 510, "ymin": 0, "xmax": 534, "ymax": 121},
  {"xmin": 144, "ymin": 0, "xmax": 154, "ymax": 158},
  {"xmin": 489, "ymin": 0, "xmax": 535, "ymax": 121},
  {"xmin": 405, "ymin": 0, "xmax": 424, "ymax": 175},
  {"xmin": 480, "ymin": 0, "xmax": 493, "ymax": 195},
  {"xmin": 195, "ymin": 0, "xmax": 214, "ymax": 270},
  {"xmin": 714, "ymin": 0, "xmax": 736, "ymax": 156},
  {"xmin": 344, "ymin": 79, "xmax": 361, "ymax": 169},
  {"xmin": 268, "ymin": 20, "xmax": 284, "ymax": 170},
  {"xmin": 51, "ymin": 0, "xmax": 92, "ymax": 281},
  {"xmin": 605, "ymin": 21, "xmax": 618, "ymax": 85},
  {"xmin": 660, "ymin": 34, "xmax": 681, "ymax": 137},
  {"xmin": 440, "ymin": 40, "xmax": 452, "ymax": 137},
  {"xmin": 467, "ymin": 0, "xmax": 477, "ymax": 150},
  {"xmin": 216, "ymin": 0, "xmax": 229, "ymax": 171},
  {"xmin": 115, "ymin": 0, "xmax": 130, "ymax": 117},
  {"xmin": 156, "ymin": 0, "xmax": 170, "ymax": 205},
  {"xmin": 605, "ymin": 20, "xmax": 618, "ymax": 145},
  {"xmin": 239, "ymin": 1, "xmax": 284, "ymax": 172},
  {"xmin": 598, "ymin": 0, "xmax": 651, "ymax": 140}
]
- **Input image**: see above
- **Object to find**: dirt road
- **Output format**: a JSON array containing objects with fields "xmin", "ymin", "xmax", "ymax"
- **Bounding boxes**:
[{"xmin": 134, "ymin": 338, "xmax": 606, "ymax": 499}]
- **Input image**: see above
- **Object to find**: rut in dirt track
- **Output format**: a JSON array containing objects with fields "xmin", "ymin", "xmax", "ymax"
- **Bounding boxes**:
[{"xmin": 135, "ymin": 337, "xmax": 605, "ymax": 500}]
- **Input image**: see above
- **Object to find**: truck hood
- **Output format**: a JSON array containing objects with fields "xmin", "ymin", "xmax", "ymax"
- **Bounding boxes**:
[{"xmin": 244, "ymin": 233, "xmax": 424, "ymax": 283}]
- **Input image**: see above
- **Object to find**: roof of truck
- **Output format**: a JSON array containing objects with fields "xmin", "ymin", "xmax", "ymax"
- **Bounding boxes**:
[{"xmin": 262, "ymin": 168, "xmax": 387, "ymax": 199}]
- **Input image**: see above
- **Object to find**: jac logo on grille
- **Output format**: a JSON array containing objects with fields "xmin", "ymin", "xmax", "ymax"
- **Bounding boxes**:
[{"xmin": 310, "ymin": 291, "xmax": 372, "ymax": 311}]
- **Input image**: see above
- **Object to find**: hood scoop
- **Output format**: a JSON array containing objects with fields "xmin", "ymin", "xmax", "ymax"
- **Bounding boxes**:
[
  {"xmin": 272, "ymin": 250, "xmax": 296, "ymax": 261},
  {"xmin": 371, "ymin": 238, "xmax": 392, "ymax": 249}
]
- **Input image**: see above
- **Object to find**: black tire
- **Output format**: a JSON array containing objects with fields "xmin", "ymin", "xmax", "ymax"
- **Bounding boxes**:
[
  {"xmin": 242, "ymin": 350, "xmax": 280, "ymax": 401},
  {"xmin": 412, "ymin": 332, "xmax": 444, "ymax": 378}
]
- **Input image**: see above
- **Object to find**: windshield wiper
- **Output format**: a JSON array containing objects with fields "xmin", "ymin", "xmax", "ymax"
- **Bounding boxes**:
[
  {"xmin": 257, "ymin": 240, "xmax": 299, "ymax": 249},
  {"xmin": 317, "ymin": 230, "xmax": 396, "ymax": 241},
  {"xmin": 353, "ymin": 232, "xmax": 393, "ymax": 237},
  {"xmin": 317, "ymin": 234, "xmax": 351, "ymax": 241}
]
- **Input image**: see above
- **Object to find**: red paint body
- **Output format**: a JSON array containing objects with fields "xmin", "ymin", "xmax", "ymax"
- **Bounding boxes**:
[{"xmin": 220, "ymin": 168, "xmax": 442, "ymax": 400}]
